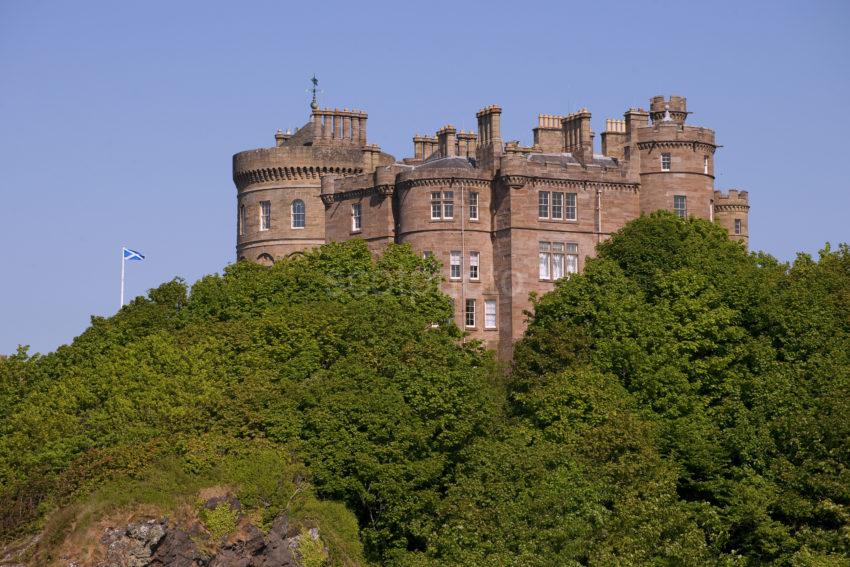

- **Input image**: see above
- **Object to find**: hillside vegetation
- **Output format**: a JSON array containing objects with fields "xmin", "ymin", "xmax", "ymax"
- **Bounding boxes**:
[{"xmin": 1, "ymin": 213, "xmax": 848, "ymax": 565}]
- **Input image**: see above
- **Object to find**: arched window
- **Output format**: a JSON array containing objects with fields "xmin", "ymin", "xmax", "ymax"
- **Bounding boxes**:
[
  {"xmin": 291, "ymin": 199, "xmax": 305, "ymax": 228},
  {"xmin": 257, "ymin": 253, "xmax": 275, "ymax": 266}
]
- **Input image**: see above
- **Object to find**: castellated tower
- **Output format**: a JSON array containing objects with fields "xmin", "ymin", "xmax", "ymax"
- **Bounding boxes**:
[
  {"xmin": 713, "ymin": 189, "xmax": 750, "ymax": 246},
  {"xmin": 626, "ymin": 95, "xmax": 718, "ymax": 221},
  {"xmin": 232, "ymin": 107, "xmax": 394, "ymax": 263}
]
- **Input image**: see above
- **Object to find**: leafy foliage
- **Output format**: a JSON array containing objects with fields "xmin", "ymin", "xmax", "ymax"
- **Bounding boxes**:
[{"xmin": 2, "ymin": 222, "xmax": 849, "ymax": 566}]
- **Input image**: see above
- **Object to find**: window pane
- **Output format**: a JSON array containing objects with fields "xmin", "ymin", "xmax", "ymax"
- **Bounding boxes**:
[
  {"xmin": 661, "ymin": 153, "xmax": 671, "ymax": 171},
  {"xmin": 674, "ymin": 195, "xmax": 687, "ymax": 218},
  {"xmin": 443, "ymin": 192, "xmax": 454, "ymax": 219},
  {"xmin": 450, "ymin": 251, "xmax": 461, "ymax": 279},
  {"xmin": 469, "ymin": 251, "xmax": 479, "ymax": 280},
  {"xmin": 484, "ymin": 299, "xmax": 496, "ymax": 329},
  {"xmin": 352, "ymin": 203, "xmax": 362, "ymax": 231},
  {"xmin": 291, "ymin": 200, "xmax": 305, "ymax": 228},
  {"xmin": 465, "ymin": 298, "xmax": 476, "ymax": 327},
  {"xmin": 551, "ymin": 192, "xmax": 563, "ymax": 219},
  {"xmin": 734, "ymin": 218, "xmax": 741, "ymax": 235},
  {"xmin": 552, "ymin": 252, "xmax": 564, "ymax": 280},
  {"xmin": 538, "ymin": 191, "xmax": 549, "ymax": 218},
  {"xmin": 566, "ymin": 253, "xmax": 578, "ymax": 274},
  {"xmin": 261, "ymin": 201, "xmax": 271, "ymax": 230},
  {"xmin": 539, "ymin": 249, "xmax": 551, "ymax": 280},
  {"xmin": 431, "ymin": 192, "xmax": 441, "ymax": 219},
  {"xmin": 469, "ymin": 191, "xmax": 479, "ymax": 220},
  {"xmin": 565, "ymin": 193, "xmax": 577, "ymax": 221}
]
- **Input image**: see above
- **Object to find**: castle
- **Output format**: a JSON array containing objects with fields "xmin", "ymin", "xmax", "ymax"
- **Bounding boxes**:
[{"xmin": 232, "ymin": 93, "xmax": 749, "ymax": 359}]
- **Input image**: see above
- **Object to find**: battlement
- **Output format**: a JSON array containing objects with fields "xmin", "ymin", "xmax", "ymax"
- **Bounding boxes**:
[
  {"xmin": 650, "ymin": 95, "xmax": 688, "ymax": 124},
  {"xmin": 714, "ymin": 189, "xmax": 749, "ymax": 204}
]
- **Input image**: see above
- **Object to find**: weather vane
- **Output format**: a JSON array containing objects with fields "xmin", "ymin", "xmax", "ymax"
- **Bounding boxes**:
[{"xmin": 309, "ymin": 75, "xmax": 321, "ymax": 110}]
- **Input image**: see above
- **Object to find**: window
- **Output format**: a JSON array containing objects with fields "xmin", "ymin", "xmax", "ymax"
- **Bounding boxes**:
[
  {"xmin": 539, "ymin": 242, "xmax": 551, "ymax": 280},
  {"xmin": 552, "ymin": 242, "xmax": 565, "ymax": 280},
  {"xmin": 566, "ymin": 243, "xmax": 579, "ymax": 274},
  {"xmin": 443, "ymin": 191, "xmax": 454, "ymax": 219},
  {"xmin": 565, "ymin": 192, "xmax": 577, "ymax": 221},
  {"xmin": 541, "ymin": 241, "xmax": 578, "ymax": 280},
  {"xmin": 291, "ymin": 199, "xmax": 305, "ymax": 229},
  {"xmin": 260, "ymin": 201, "xmax": 271, "ymax": 231},
  {"xmin": 469, "ymin": 251, "xmax": 479, "ymax": 280},
  {"xmin": 551, "ymin": 192, "xmax": 563, "ymax": 219},
  {"xmin": 469, "ymin": 191, "xmax": 479, "ymax": 221},
  {"xmin": 431, "ymin": 191, "xmax": 454, "ymax": 220},
  {"xmin": 704, "ymin": 155, "xmax": 709, "ymax": 175},
  {"xmin": 431, "ymin": 192, "xmax": 442, "ymax": 220},
  {"xmin": 673, "ymin": 195, "xmax": 687, "ymax": 218},
  {"xmin": 661, "ymin": 153, "xmax": 671, "ymax": 171},
  {"xmin": 239, "ymin": 204, "xmax": 246, "ymax": 236},
  {"xmin": 465, "ymin": 298, "xmax": 476, "ymax": 328},
  {"xmin": 450, "ymin": 251, "xmax": 461, "ymax": 280},
  {"xmin": 351, "ymin": 203, "xmax": 362, "ymax": 232},
  {"xmin": 538, "ymin": 191, "xmax": 550, "ymax": 219},
  {"xmin": 734, "ymin": 218, "xmax": 742, "ymax": 235},
  {"xmin": 484, "ymin": 299, "xmax": 497, "ymax": 329},
  {"xmin": 423, "ymin": 250, "xmax": 433, "ymax": 259}
]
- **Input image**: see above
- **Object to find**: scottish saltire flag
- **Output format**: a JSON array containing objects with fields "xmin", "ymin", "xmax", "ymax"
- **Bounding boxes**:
[{"xmin": 123, "ymin": 247, "xmax": 145, "ymax": 261}]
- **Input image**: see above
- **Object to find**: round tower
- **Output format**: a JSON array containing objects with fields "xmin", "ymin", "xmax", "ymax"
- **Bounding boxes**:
[
  {"xmin": 232, "ymin": 107, "xmax": 393, "ymax": 263},
  {"xmin": 713, "ymin": 189, "xmax": 750, "ymax": 247},
  {"xmin": 635, "ymin": 95, "xmax": 717, "ymax": 220}
]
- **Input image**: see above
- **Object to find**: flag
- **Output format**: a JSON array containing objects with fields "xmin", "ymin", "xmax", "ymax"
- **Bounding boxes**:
[{"xmin": 123, "ymin": 247, "xmax": 145, "ymax": 261}]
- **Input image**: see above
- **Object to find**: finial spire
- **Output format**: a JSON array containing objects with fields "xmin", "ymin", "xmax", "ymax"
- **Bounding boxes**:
[{"xmin": 310, "ymin": 75, "xmax": 319, "ymax": 110}]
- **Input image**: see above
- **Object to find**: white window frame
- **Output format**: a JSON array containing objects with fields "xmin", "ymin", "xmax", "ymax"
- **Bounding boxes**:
[
  {"xmin": 538, "ymin": 191, "xmax": 550, "ymax": 219},
  {"xmin": 469, "ymin": 191, "xmax": 479, "ymax": 221},
  {"xmin": 469, "ymin": 251, "xmax": 479, "ymax": 281},
  {"xmin": 442, "ymin": 191, "xmax": 454, "ymax": 219},
  {"xmin": 551, "ymin": 192, "xmax": 563, "ymax": 220},
  {"xmin": 539, "ymin": 242, "xmax": 551, "ymax": 280},
  {"xmin": 565, "ymin": 192, "xmax": 577, "ymax": 221},
  {"xmin": 661, "ymin": 153, "xmax": 671, "ymax": 172},
  {"xmin": 431, "ymin": 192, "xmax": 442, "ymax": 220},
  {"xmin": 260, "ymin": 201, "xmax": 271, "ymax": 231},
  {"xmin": 351, "ymin": 203, "xmax": 362, "ymax": 232},
  {"xmin": 674, "ymin": 195, "xmax": 687, "ymax": 218},
  {"xmin": 484, "ymin": 299, "xmax": 497, "ymax": 329},
  {"xmin": 291, "ymin": 199, "xmax": 305, "ymax": 229},
  {"xmin": 465, "ymin": 298, "xmax": 476, "ymax": 328},
  {"xmin": 566, "ymin": 243, "xmax": 579, "ymax": 275},
  {"xmin": 450, "ymin": 251, "xmax": 461, "ymax": 280}
]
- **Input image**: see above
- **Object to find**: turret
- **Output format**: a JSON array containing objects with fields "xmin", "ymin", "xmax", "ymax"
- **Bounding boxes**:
[
  {"xmin": 650, "ymin": 95, "xmax": 688, "ymax": 125},
  {"xmin": 713, "ymin": 189, "xmax": 749, "ymax": 247}
]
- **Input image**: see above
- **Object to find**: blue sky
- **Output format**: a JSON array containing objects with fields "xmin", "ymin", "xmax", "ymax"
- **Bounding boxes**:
[{"xmin": 1, "ymin": 0, "xmax": 848, "ymax": 354}]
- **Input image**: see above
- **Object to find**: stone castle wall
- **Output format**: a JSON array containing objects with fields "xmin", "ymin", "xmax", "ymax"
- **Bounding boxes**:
[{"xmin": 232, "ymin": 95, "xmax": 751, "ymax": 358}]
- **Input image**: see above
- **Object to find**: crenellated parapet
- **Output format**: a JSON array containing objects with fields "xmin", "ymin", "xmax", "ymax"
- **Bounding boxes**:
[{"xmin": 713, "ymin": 189, "xmax": 749, "ymax": 212}]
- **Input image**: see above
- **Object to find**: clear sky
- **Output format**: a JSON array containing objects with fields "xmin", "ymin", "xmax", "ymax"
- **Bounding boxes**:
[{"xmin": 1, "ymin": 0, "xmax": 848, "ymax": 354}]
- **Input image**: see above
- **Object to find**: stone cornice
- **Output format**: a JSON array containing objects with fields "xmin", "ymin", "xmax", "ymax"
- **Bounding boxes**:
[
  {"xmin": 322, "ymin": 184, "xmax": 393, "ymax": 205},
  {"xmin": 637, "ymin": 140, "xmax": 717, "ymax": 153},
  {"xmin": 398, "ymin": 177, "xmax": 491, "ymax": 190},
  {"xmin": 714, "ymin": 204, "xmax": 750, "ymax": 212},
  {"xmin": 498, "ymin": 174, "xmax": 639, "ymax": 192},
  {"xmin": 234, "ymin": 165, "xmax": 362, "ymax": 190}
]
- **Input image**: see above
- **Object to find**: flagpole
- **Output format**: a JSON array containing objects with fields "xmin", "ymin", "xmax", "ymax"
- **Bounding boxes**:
[{"xmin": 120, "ymin": 248, "xmax": 125, "ymax": 309}]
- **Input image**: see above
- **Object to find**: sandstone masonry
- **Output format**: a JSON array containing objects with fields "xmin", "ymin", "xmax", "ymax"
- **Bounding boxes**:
[{"xmin": 232, "ymin": 95, "xmax": 750, "ymax": 359}]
